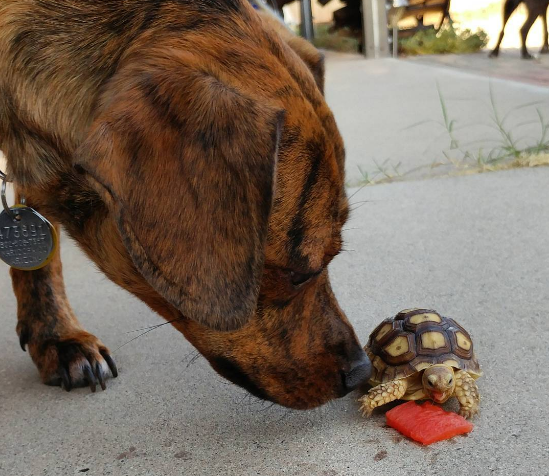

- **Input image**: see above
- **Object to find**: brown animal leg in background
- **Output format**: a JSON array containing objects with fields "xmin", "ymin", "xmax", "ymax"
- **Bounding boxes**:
[
  {"xmin": 541, "ymin": 6, "xmax": 549, "ymax": 53},
  {"xmin": 490, "ymin": 0, "xmax": 521, "ymax": 58},
  {"xmin": 10, "ymin": 190, "xmax": 117, "ymax": 391},
  {"xmin": 520, "ymin": 8, "xmax": 541, "ymax": 58}
]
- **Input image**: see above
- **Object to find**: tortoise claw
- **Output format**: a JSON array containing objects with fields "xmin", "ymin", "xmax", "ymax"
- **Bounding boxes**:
[{"xmin": 458, "ymin": 407, "xmax": 478, "ymax": 420}]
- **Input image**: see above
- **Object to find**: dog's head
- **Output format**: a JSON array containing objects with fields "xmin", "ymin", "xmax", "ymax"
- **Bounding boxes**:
[{"xmin": 77, "ymin": 1, "xmax": 370, "ymax": 409}]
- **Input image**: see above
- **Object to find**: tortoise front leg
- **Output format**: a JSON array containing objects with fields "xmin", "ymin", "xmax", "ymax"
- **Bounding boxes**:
[
  {"xmin": 359, "ymin": 379, "xmax": 408, "ymax": 417},
  {"xmin": 454, "ymin": 370, "xmax": 480, "ymax": 419}
]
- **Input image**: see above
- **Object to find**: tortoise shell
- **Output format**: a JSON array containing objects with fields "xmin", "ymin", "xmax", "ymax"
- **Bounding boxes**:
[{"xmin": 366, "ymin": 309, "xmax": 481, "ymax": 384}]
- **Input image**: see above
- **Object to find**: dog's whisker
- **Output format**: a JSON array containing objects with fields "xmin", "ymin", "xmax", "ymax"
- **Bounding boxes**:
[
  {"xmin": 249, "ymin": 398, "xmax": 268, "ymax": 408},
  {"xmin": 112, "ymin": 329, "xmax": 158, "ymax": 354},
  {"xmin": 235, "ymin": 389, "xmax": 252, "ymax": 403},
  {"xmin": 349, "ymin": 202, "xmax": 369, "ymax": 213},
  {"xmin": 274, "ymin": 408, "xmax": 294, "ymax": 423},
  {"xmin": 186, "ymin": 352, "xmax": 202, "ymax": 368},
  {"xmin": 240, "ymin": 393, "xmax": 269, "ymax": 409},
  {"xmin": 123, "ymin": 317, "xmax": 183, "ymax": 334},
  {"xmin": 114, "ymin": 317, "xmax": 184, "ymax": 353},
  {"xmin": 181, "ymin": 350, "xmax": 203, "ymax": 369},
  {"xmin": 181, "ymin": 349, "xmax": 197, "ymax": 362},
  {"xmin": 237, "ymin": 392, "xmax": 251, "ymax": 406},
  {"xmin": 258, "ymin": 401, "xmax": 277, "ymax": 412},
  {"xmin": 349, "ymin": 199, "xmax": 371, "ymax": 209},
  {"xmin": 349, "ymin": 199, "xmax": 371, "ymax": 206},
  {"xmin": 347, "ymin": 184, "xmax": 367, "ymax": 201}
]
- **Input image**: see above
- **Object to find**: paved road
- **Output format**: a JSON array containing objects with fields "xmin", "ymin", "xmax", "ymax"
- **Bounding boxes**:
[{"xmin": 1, "ymin": 167, "xmax": 548, "ymax": 476}]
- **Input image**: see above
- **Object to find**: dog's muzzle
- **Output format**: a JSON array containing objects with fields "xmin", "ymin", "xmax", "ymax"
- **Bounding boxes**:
[{"xmin": 341, "ymin": 350, "xmax": 372, "ymax": 394}]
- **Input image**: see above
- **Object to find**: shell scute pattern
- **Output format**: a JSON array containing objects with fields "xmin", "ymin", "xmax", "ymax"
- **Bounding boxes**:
[{"xmin": 366, "ymin": 309, "xmax": 480, "ymax": 383}]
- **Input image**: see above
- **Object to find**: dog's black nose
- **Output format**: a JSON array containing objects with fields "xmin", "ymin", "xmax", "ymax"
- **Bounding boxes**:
[{"xmin": 342, "ymin": 350, "xmax": 372, "ymax": 394}]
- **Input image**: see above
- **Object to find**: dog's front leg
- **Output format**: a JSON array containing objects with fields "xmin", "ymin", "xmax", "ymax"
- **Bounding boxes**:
[{"xmin": 11, "ymin": 213, "xmax": 117, "ymax": 391}]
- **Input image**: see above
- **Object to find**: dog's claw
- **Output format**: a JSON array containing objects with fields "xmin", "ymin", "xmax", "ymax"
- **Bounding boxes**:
[
  {"xmin": 96, "ymin": 363, "xmax": 107, "ymax": 391},
  {"xmin": 60, "ymin": 366, "xmax": 72, "ymax": 392},
  {"xmin": 37, "ymin": 335, "xmax": 116, "ymax": 392},
  {"xmin": 83, "ymin": 363, "xmax": 97, "ymax": 393},
  {"xmin": 55, "ymin": 347, "xmax": 114, "ymax": 393},
  {"xmin": 19, "ymin": 330, "xmax": 29, "ymax": 352},
  {"xmin": 101, "ymin": 351, "xmax": 118, "ymax": 379}
]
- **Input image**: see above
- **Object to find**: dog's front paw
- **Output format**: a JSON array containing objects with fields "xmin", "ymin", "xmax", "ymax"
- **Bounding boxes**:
[
  {"xmin": 540, "ymin": 45, "xmax": 549, "ymax": 55},
  {"xmin": 25, "ymin": 330, "xmax": 118, "ymax": 392}
]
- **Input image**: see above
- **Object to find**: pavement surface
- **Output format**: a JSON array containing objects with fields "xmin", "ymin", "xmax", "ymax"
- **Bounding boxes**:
[
  {"xmin": 1, "ymin": 52, "xmax": 549, "ymax": 476},
  {"xmin": 1, "ymin": 168, "xmax": 548, "ymax": 476},
  {"xmin": 324, "ymin": 51, "xmax": 549, "ymax": 185},
  {"xmin": 407, "ymin": 50, "xmax": 549, "ymax": 88}
]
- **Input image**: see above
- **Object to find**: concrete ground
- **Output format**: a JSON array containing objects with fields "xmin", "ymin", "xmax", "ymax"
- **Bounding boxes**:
[
  {"xmin": 324, "ymin": 51, "xmax": 549, "ymax": 185},
  {"xmin": 406, "ymin": 50, "xmax": 549, "ymax": 88},
  {"xmin": 1, "ymin": 53, "xmax": 549, "ymax": 476},
  {"xmin": 2, "ymin": 168, "xmax": 548, "ymax": 476}
]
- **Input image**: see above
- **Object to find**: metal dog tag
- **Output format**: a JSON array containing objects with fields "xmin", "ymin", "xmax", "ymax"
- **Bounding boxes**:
[{"xmin": 0, "ymin": 206, "xmax": 58, "ymax": 270}]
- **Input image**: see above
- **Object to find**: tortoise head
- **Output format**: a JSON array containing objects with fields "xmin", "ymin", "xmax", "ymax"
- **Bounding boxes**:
[{"xmin": 422, "ymin": 364, "xmax": 456, "ymax": 403}]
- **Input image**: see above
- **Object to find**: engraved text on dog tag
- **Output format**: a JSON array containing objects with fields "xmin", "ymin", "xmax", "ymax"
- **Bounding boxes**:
[{"xmin": 0, "ymin": 206, "xmax": 58, "ymax": 270}]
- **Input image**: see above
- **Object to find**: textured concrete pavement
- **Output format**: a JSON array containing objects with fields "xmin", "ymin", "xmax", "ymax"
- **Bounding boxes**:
[
  {"xmin": 1, "ymin": 167, "xmax": 549, "ymax": 476},
  {"xmin": 325, "ymin": 52, "xmax": 549, "ymax": 185}
]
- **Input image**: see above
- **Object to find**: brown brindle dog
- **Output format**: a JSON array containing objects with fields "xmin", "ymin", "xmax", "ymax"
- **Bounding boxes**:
[{"xmin": 0, "ymin": 0, "xmax": 371, "ymax": 410}]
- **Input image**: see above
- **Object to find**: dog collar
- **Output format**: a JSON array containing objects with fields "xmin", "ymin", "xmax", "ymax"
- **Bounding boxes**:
[{"xmin": 249, "ymin": 0, "xmax": 276, "ymax": 10}]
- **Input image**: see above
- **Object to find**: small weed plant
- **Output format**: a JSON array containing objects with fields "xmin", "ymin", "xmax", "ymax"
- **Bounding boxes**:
[
  {"xmin": 399, "ymin": 23, "xmax": 488, "ymax": 56},
  {"xmin": 352, "ymin": 84, "xmax": 549, "ymax": 186}
]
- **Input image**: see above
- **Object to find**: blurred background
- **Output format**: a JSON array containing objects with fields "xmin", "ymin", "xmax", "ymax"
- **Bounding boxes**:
[{"xmin": 278, "ymin": 0, "xmax": 545, "ymax": 52}]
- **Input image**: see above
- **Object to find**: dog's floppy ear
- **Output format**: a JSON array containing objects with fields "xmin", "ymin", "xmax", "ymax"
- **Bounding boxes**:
[
  {"xmin": 284, "ymin": 36, "xmax": 325, "ymax": 94},
  {"xmin": 255, "ymin": 5, "xmax": 325, "ymax": 94},
  {"xmin": 76, "ymin": 61, "xmax": 283, "ymax": 331}
]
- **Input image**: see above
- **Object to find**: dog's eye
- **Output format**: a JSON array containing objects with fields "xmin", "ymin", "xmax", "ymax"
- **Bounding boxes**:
[{"xmin": 289, "ymin": 270, "xmax": 318, "ymax": 287}]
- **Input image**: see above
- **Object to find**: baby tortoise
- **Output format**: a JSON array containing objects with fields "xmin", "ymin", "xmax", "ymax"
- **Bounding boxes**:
[{"xmin": 359, "ymin": 309, "xmax": 482, "ymax": 419}]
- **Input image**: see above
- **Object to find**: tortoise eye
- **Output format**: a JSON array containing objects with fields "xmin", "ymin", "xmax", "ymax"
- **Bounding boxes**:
[{"xmin": 448, "ymin": 378, "xmax": 453, "ymax": 385}]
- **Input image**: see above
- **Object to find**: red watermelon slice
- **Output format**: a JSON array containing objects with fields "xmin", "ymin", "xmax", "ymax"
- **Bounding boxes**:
[{"xmin": 386, "ymin": 401, "xmax": 473, "ymax": 445}]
